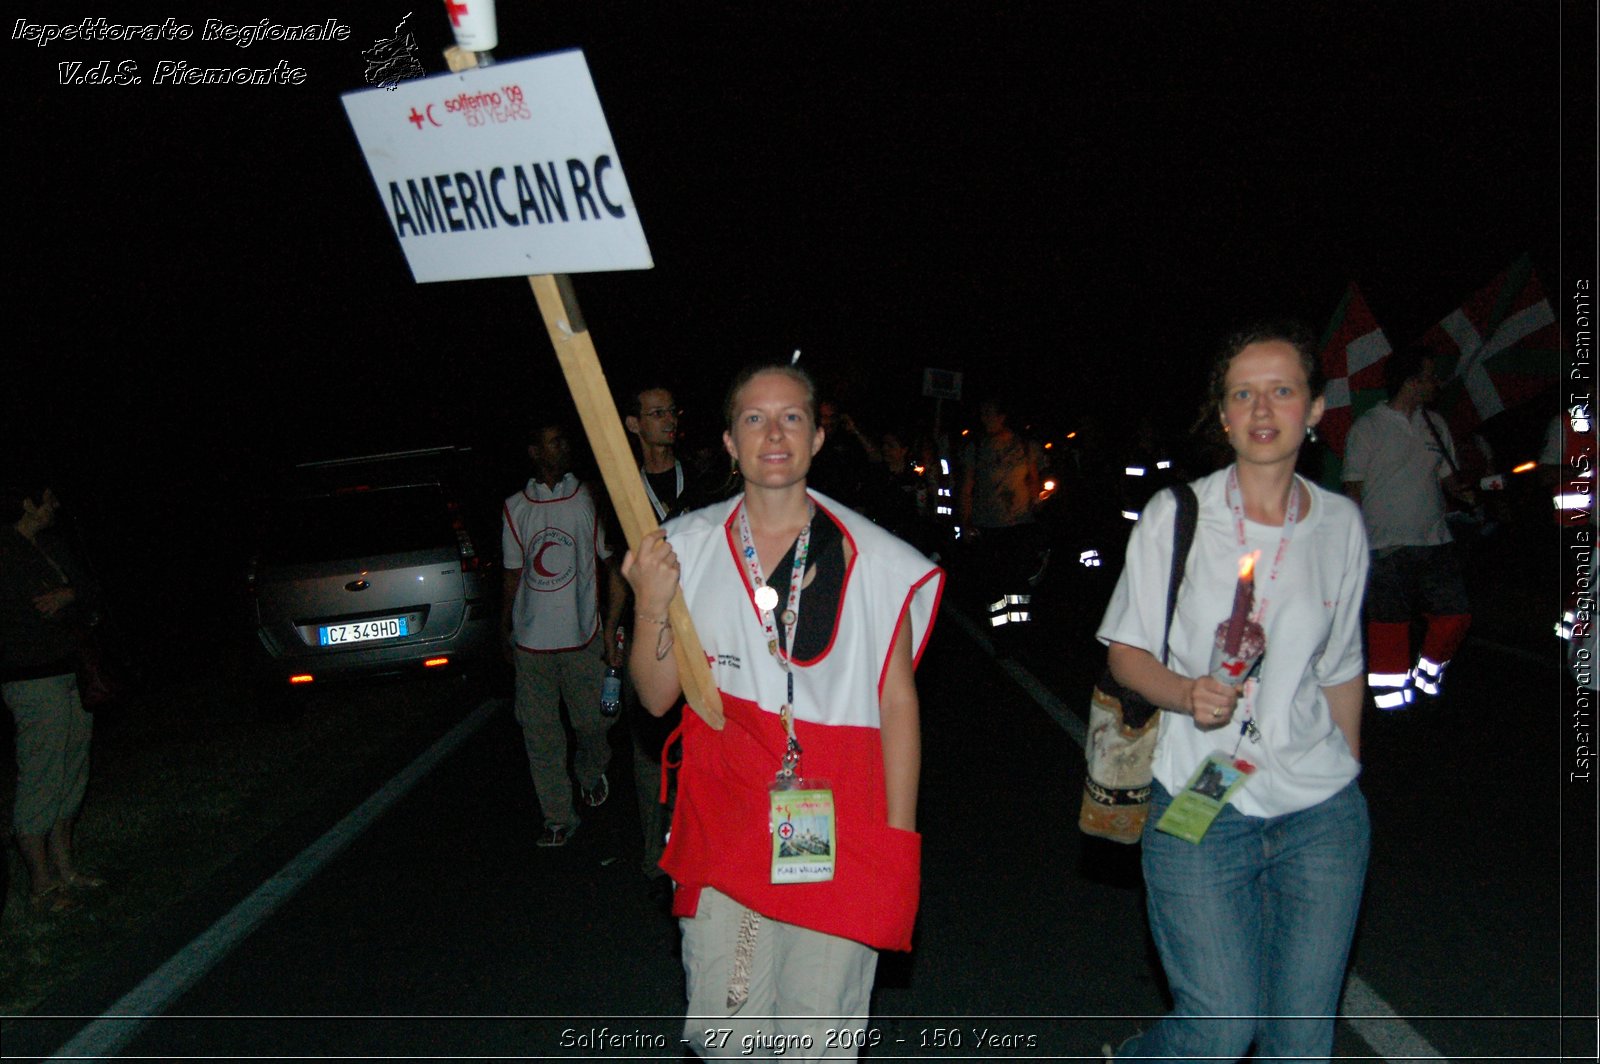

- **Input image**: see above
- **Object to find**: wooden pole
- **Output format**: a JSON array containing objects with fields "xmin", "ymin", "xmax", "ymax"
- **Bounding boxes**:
[
  {"xmin": 441, "ymin": 47, "xmax": 721, "ymax": 728},
  {"xmin": 527, "ymin": 275, "xmax": 725, "ymax": 729}
]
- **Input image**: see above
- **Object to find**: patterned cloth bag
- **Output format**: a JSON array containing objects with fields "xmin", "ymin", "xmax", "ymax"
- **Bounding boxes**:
[{"xmin": 1079, "ymin": 485, "xmax": 1197, "ymax": 843}]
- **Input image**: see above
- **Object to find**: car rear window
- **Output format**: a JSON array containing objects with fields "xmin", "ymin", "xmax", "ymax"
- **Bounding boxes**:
[{"xmin": 259, "ymin": 485, "xmax": 455, "ymax": 565}]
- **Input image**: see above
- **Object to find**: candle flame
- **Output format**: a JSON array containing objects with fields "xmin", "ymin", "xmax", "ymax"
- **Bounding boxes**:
[{"xmin": 1239, "ymin": 550, "xmax": 1261, "ymax": 581}]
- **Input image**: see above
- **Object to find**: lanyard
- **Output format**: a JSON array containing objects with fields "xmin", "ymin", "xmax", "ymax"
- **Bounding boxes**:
[
  {"xmin": 1224, "ymin": 466, "xmax": 1301, "ymax": 738},
  {"xmin": 735, "ymin": 500, "xmax": 815, "ymax": 779},
  {"xmin": 641, "ymin": 461, "xmax": 684, "ymax": 521},
  {"xmin": 1224, "ymin": 465, "xmax": 1300, "ymax": 625}
]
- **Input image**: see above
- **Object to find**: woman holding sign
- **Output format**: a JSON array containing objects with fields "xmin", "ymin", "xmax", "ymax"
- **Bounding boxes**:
[
  {"xmin": 1098, "ymin": 323, "xmax": 1370, "ymax": 1060},
  {"xmin": 623, "ymin": 362, "xmax": 942, "ymax": 1059}
]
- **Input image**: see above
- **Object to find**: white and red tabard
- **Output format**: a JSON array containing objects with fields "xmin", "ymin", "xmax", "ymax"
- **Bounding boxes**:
[
  {"xmin": 501, "ymin": 474, "xmax": 611, "ymax": 652},
  {"xmin": 658, "ymin": 492, "xmax": 944, "ymax": 951}
]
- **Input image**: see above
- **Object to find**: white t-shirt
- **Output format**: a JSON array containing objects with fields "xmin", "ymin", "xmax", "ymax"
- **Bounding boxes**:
[
  {"xmin": 1343, "ymin": 402, "xmax": 1457, "ymax": 549},
  {"xmin": 1097, "ymin": 468, "xmax": 1369, "ymax": 818},
  {"xmin": 501, "ymin": 474, "xmax": 612, "ymax": 652}
]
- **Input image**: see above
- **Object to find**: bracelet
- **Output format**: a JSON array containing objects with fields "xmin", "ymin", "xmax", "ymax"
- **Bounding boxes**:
[{"xmin": 637, "ymin": 613, "xmax": 670, "ymax": 626}]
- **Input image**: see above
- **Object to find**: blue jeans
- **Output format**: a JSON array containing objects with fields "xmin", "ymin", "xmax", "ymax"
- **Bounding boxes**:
[{"xmin": 1116, "ymin": 779, "xmax": 1370, "ymax": 1063}]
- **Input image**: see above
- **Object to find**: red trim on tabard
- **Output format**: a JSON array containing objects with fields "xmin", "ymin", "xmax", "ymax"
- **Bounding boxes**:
[
  {"xmin": 721, "ymin": 496, "xmax": 854, "ymax": 667},
  {"xmin": 875, "ymin": 566, "xmax": 945, "ymax": 700},
  {"xmin": 521, "ymin": 482, "xmax": 580, "ymax": 504},
  {"xmin": 799, "ymin": 498, "xmax": 856, "ymax": 666},
  {"xmin": 501, "ymin": 501, "xmax": 524, "ymax": 552}
]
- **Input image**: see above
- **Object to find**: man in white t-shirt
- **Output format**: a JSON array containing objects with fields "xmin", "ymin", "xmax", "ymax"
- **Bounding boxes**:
[
  {"xmin": 501, "ymin": 421, "xmax": 625, "ymax": 847},
  {"xmin": 1343, "ymin": 350, "xmax": 1476, "ymax": 709}
]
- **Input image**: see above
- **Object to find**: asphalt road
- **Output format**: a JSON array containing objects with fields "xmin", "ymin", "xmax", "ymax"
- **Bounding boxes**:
[{"xmin": 4, "ymin": 531, "xmax": 1594, "ymax": 1062}]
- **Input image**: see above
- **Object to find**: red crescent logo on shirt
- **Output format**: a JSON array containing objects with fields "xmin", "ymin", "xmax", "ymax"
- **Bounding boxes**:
[{"xmin": 522, "ymin": 528, "xmax": 577, "ymax": 593}]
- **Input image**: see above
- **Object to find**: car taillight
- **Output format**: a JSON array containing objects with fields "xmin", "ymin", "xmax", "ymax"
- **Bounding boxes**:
[
  {"xmin": 423, "ymin": 657, "xmax": 450, "ymax": 668},
  {"xmin": 289, "ymin": 674, "xmax": 314, "ymax": 685},
  {"xmin": 453, "ymin": 517, "xmax": 480, "ymax": 571}
]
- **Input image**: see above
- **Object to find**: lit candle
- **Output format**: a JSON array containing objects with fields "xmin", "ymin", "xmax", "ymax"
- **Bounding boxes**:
[{"xmin": 1222, "ymin": 551, "xmax": 1260, "ymax": 655}]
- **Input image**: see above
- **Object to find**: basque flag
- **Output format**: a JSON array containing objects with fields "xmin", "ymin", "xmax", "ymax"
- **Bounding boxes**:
[
  {"xmin": 1418, "ymin": 254, "xmax": 1560, "ymax": 440},
  {"xmin": 1316, "ymin": 282, "xmax": 1393, "ymax": 458}
]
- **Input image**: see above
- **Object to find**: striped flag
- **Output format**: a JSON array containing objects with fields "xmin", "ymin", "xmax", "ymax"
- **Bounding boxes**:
[
  {"xmin": 1317, "ymin": 282, "xmax": 1394, "ymax": 458},
  {"xmin": 1418, "ymin": 255, "xmax": 1560, "ymax": 440}
]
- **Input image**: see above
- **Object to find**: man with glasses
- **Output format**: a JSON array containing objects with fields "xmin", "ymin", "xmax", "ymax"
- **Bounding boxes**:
[
  {"xmin": 621, "ymin": 382, "xmax": 704, "ymax": 908},
  {"xmin": 626, "ymin": 385, "xmax": 689, "ymax": 522}
]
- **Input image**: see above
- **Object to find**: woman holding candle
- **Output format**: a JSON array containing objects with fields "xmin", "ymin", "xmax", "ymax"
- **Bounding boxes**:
[
  {"xmin": 623, "ymin": 362, "xmax": 943, "ymax": 1059},
  {"xmin": 1098, "ymin": 323, "xmax": 1370, "ymax": 1061}
]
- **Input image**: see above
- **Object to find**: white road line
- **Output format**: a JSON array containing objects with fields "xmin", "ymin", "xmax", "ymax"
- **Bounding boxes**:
[
  {"xmin": 48, "ymin": 698, "xmax": 503, "ymax": 1061},
  {"xmin": 1343, "ymin": 975, "xmax": 1456, "ymax": 1062},
  {"xmin": 945, "ymin": 606, "xmax": 1451, "ymax": 1064}
]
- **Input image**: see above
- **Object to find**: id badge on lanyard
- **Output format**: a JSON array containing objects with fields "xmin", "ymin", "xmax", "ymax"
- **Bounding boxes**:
[
  {"xmin": 1154, "ymin": 752, "xmax": 1257, "ymax": 843},
  {"xmin": 738, "ymin": 503, "xmax": 836, "ymax": 884},
  {"xmin": 1157, "ymin": 468, "xmax": 1298, "ymax": 842}
]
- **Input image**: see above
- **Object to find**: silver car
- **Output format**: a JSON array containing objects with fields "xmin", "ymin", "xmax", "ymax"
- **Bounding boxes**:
[{"xmin": 247, "ymin": 448, "xmax": 498, "ymax": 686}]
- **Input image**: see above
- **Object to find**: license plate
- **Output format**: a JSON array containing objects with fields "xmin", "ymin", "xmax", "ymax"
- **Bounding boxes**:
[{"xmin": 319, "ymin": 617, "xmax": 408, "ymax": 646}]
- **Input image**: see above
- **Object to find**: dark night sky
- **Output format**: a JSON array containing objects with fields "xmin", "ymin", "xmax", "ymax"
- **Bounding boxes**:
[{"xmin": 6, "ymin": 0, "xmax": 1593, "ymax": 522}]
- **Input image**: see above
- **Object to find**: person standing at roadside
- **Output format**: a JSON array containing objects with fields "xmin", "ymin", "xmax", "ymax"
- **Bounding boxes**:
[
  {"xmin": 501, "ymin": 421, "xmax": 625, "ymax": 847},
  {"xmin": 1, "ymin": 478, "xmax": 106, "ymax": 915},
  {"xmin": 1342, "ymin": 348, "xmax": 1476, "ymax": 710}
]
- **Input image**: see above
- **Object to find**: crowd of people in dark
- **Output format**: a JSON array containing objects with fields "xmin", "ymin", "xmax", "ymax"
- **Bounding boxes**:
[{"xmin": 4, "ymin": 328, "xmax": 1567, "ymax": 1061}]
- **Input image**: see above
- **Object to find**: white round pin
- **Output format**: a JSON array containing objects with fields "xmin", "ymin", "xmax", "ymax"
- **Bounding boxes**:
[{"xmin": 754, "ymin": 585, "xmax": 779, "ymax": 612}]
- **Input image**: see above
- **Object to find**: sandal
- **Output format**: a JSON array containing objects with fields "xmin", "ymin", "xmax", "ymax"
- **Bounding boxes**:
[
  {"xmin": 536, "ymin": 820, "xmax": 579, "ymax": 848},
  {"xmin": 63, "ymin": 872, "xmax": 108, "ymax": 890},
  {"xmin": 29, "ymin": 885, "xmax": 81, "ymax": 915}
]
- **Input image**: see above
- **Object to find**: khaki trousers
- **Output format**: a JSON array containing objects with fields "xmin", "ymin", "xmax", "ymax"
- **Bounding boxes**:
[
  {"xmin": 512, "ymin": 640, "xmax": 611, "ymax": 829},
  {"xmin": 681, "ymin": 886, "xmax": 878, "ymax": 1061},
  {"xmin": 5, "ymin": 673, "xmax": 92, "ymax": 836}
]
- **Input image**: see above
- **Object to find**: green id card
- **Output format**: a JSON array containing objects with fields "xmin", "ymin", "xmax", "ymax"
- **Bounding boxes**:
[
  {"xmin": 769, "ymin": 787, "xmax": 836, "ymax": 883},
  {"xmin": 1154, "ymin": 752, "xmax": 1256, "ymax": 844}
]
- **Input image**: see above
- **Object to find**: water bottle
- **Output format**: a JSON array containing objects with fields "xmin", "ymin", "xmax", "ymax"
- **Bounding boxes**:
[{"xmin": 600, "ymin": 625, "xmax": 624, "ymax": 717}]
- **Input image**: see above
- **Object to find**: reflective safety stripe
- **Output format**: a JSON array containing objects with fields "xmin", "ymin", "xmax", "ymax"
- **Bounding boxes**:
[
  {"xmin": 1367, "ymin": 671, "xmax": 1411, "ymax": 688},
  {"xmin": 989, "ymin": 610, "xmax": 1032, "ymax": 627},
  {"xmin": 1554, "ymin": 493, "xmax": 1593, "ymax": 511},
  {"xmin": 990, "ymin": 594, "xmax": 1031, "ymax": 612},
  {"xmin": 1412, "ymin": 656, "xmax": 1448, "ymax": 696},
  {"xmin": 1374, "ymin": 688, "xmax": 1414, "ymax": 710}
]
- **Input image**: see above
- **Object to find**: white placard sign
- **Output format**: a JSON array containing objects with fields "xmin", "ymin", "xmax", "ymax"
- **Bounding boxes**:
[{"xmin": 342, "ymin": 48, "xmax": 652, "ymax": 282}]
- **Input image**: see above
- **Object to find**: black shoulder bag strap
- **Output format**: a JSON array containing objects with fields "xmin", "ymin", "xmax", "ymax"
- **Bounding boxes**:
[
  {"xmin": 1419, "ymin": 408, "xmax": 1461, "ymax": 476},
  {"xmin": 1160, "ymin": 484, "xmax": 1200, "ymax": 665},
  {"xmin": 1119, "ymin": 484, "xmax": 1199, "ymax": 729}
]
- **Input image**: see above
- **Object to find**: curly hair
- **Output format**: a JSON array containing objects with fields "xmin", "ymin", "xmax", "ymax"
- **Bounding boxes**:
[{"xmin": 1195, "ymin": 320, "xmax": 1325, "ymax": 438}]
